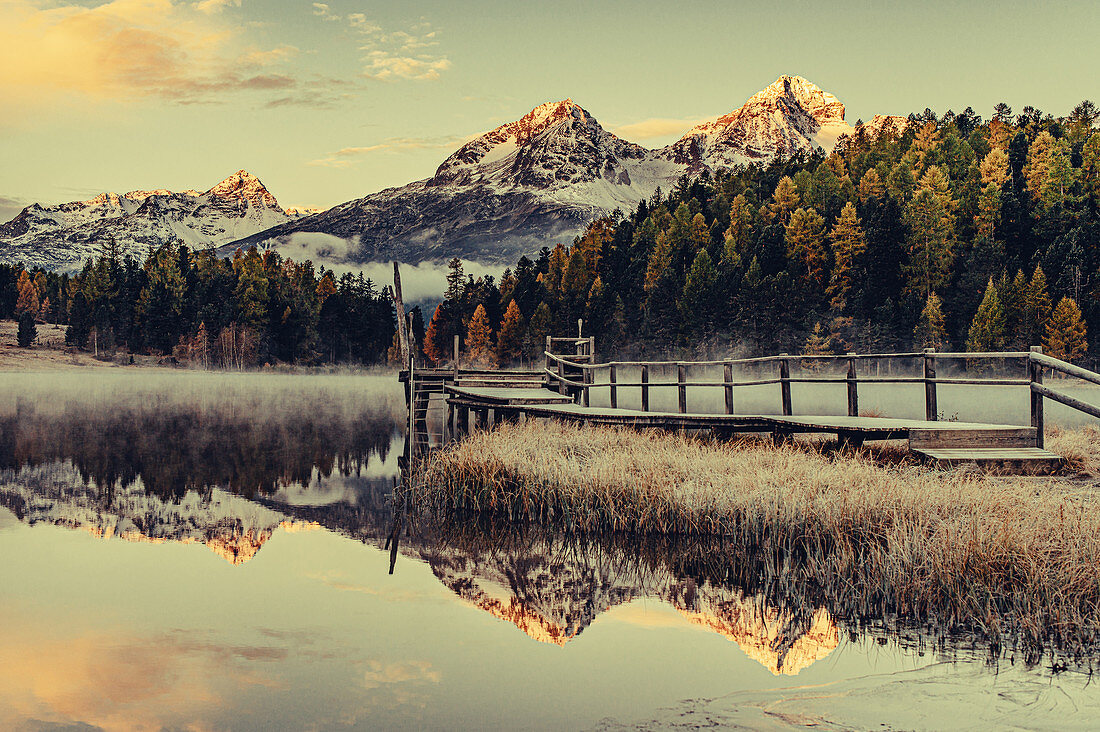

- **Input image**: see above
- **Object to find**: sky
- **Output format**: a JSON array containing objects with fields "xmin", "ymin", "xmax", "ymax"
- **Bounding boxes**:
[{"xmin": 1, "ymin": 0, "xmax": 1098, "ymax": 221}]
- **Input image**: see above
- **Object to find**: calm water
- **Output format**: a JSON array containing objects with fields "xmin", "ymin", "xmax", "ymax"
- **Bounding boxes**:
[{"xmin": 0, "ymin": 370, "xmax": 1097, "ymax": 731}]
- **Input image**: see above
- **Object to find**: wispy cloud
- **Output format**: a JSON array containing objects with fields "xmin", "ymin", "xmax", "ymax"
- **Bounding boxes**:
[
  {"xmin": 318, "ymin": 11, "xmax": 451, "ymax": 81},
  {"xmin": 0, "ymin": 0, "xmax": 337, "ymax": 110},
  {"xmin": 612, "ymin": 117, "xmax": 706, "ymax": 141},
  {"xmin": 307, "ymin": 135, "xmax": 467, "ymax": 167},
  {"xmin": 0, "ymin": 195, "xmax": 29, "ymax": 222}
]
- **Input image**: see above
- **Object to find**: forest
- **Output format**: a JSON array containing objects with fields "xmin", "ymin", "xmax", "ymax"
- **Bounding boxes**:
[
  {"xmin": 1, "ymin": 101, "xmax": 1097, "ymax": 368},
  {"xmin": 424, "ymin": 102, "xmax": 1099, "ymax": 367}
]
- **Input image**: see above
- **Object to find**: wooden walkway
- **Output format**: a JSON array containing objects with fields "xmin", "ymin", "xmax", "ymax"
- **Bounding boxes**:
[{"xmin": 398, "ymin": 329, "xmax": 1100, "ymax": 475}]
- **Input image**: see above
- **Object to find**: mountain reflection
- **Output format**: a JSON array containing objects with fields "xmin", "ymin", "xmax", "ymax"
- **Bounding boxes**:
[{"xmin": 0, "ymin": 461, "xmax": 839, "ymax": 676}]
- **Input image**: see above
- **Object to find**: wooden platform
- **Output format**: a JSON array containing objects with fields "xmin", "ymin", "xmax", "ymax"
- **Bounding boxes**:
[{"xmin": 444, "ymin": 387, "xmax": 1045, "ymax": 467}]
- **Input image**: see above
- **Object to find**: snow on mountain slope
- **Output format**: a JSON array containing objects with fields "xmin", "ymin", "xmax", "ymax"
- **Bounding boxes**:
[
  {"xmin": 0, "ymin": 171, "xmax": 304, "ymax": 271},
  {"xmin": 3, "ymin": 76, "xmax": 902, "ymax": 270}
]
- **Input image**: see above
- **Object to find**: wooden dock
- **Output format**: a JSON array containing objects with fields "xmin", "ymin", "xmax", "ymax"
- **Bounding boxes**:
[{"xmin": 400, "ymin": 328, "xmax": 1100, "ymax": 475}]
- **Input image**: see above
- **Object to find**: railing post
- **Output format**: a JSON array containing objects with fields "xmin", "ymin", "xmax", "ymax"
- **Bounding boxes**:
[
  {"xmin": 582, "ymin": 364, "xmax": 591, "ymax": 408},
  {"xmin": 588, "ymin": 336, "xmax": 595, "ymax": 361},
  {"xmin": 545, "ymin": 335, "xmax": 552, "ymax": 387},
  {"xmin": 846, "ymin": 352, "xmax": 858, "ymax": 417},
  {"xmin": 609, "ymin": 364, "xmax": 618, "ymax": 409},
  {"xmin": 557, "ymin": 358, "xmax": 566, "ymax": 396},
  {"xmin": 723, "ymin": 362, "xmax": 734, "ymax": 415},
  {"xmin": 1031, "ymin": 345, "xmax": 1045, "ymax": 449},
  {"xmin": 641, "ymin": 364, "xmax": 650, "ymax": 412},
  {"xmin": 779, "ymin": 354, "xmax": 792, "ymax": 416},
  {"xmin": 923, "ymin": 348, "xmax": 938, "ymax": 421},
  {"xmin": 678, "ymin": 364, "xmax": 687, "ymax": 414},
  {"xmin": 453, "ymin": 334, "xmax": 460, "ymax": 375}
]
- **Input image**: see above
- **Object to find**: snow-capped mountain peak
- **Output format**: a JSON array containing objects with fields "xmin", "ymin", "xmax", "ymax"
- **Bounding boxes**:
[{"xmin": 205, "ymin": 170, "xmax": 280, "ymax": 208}]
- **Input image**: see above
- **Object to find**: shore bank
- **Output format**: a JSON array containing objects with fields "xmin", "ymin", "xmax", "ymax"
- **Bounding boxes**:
[{"xmin": 410, "ymin": 420, "xmax": 1100, "ymax": 660}]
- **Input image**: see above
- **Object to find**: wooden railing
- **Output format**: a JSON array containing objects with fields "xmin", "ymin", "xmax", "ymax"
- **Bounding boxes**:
[{"xmin": 543, "ymin": 347, "xmax": 1100, "ymax": 447}]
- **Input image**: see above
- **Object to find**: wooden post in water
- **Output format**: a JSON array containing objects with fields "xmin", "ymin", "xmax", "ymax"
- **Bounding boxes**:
[
  {"xmin": 1030, "ymin": 345, "xmax": 1045, "ymax": 448},
  {"xmin": 392, "ymin": 262, "xmax": 410, "ymax": 365},
  {"xmin": 846, "ymin": 353, "xmax": 858, "ymax": 417},
  {"xmin": 609, "ymin": 364, "xmax": 618, "ymax": 409},
  {"xmin": 778, "ymin": 355, "xmax": 792, "ymax": 416},
  {"xmin": 923, "ymin": 348, "xmax": 938, "ymax": 421},
  {"xmin": 641, "ymin": 364, "xmax": 650, "ymax": 412},
  {"xmin": 677, "ymin": 364, "xmax": 687, "ymax": 414},
  {"xmin": 723, "ymin": 362, "xmax": 734, "ymax": 415}
]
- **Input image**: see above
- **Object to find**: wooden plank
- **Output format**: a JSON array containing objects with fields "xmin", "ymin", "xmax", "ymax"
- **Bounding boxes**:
[
  {"xmin": 1031, "ymin": 345, "xmax": 1045, "ymax": 448},
  {"xmin": 1032, "ymin": 382, "xmax": 1100, "ymax": 420},
  {"xmin": 846, "ymin": 353, "xmax": 858, "ymax": 418},
  {"xmin": 678, "ymin": 364, "xmax": 687, "ymax": 414},
  {"xmin": 609, "ymin": 364, "xmax": 618, "ymax": 409},
  {"xmin": 924, "ymin": 349, "xmax": 938, "ymax": 421},
  {"xmin": 723, "ymin": 362, "xmax": 734, "ymax": 415},
  {"xmin": 778, "ymin": 355, "xmax": 792, "ymax": 416},
  {"xmin": 909, "ymin": 427, "xmax": 1036, "ymax": 449}
]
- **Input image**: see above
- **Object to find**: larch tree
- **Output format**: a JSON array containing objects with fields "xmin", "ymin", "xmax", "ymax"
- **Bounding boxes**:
[
  {"xmin": 857, "ymin": 167, "xmax": 885, "ymax": 203},
  {"xmin": 903, "ymin": 188, "xmax": 954, "ymax": 300},
  {"xmin": 15, "ymin": 271, "xmax": 39, "ymax": 319},
  {"xmin": 722, "ymin": 194, "xmax": 754, "ymax": 266},
  {"xmin": 769, "ymin": 176, "xmax": 801, "ymax": 223},
  {"xmin": 465, "ymin": 303, "xmax": 494, "ymax": 367},
  {"xmin": 803, "ymin": 322, "xmax": 833, "ymax": 356},
  {"xmin": 914, "ymin": 292, "xmax": 948, "ymax": 350},
  {"xmin": 422, "ymin": 303, "xmax": 453, "ymax": 365},
  {"xmin": 966, "ymin": 279, "xmax": 1006, "ymax": 352},
  {"xmin": 1044, "ymin": 297, "xmax": 1088, "ymax": 362},
  {"xmin": 495, "ymin": 299, "xmax": 525, "ymax": 365},
  {"xmin": 785, "ymin": 207, "xmax": 827, "ymax": 287},
  {"xmin": 827, "ymin": 202, "xmax": 866, "ymax": 311}
]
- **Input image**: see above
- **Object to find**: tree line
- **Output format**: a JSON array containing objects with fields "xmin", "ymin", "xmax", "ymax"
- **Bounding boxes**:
[
  {"xmin": 422, "ymin": 101, "xmax": 1099, "ymax": 366},
  {"xmin": 0, "ymin": 242, "xmax": 395, "ymax": 367}
]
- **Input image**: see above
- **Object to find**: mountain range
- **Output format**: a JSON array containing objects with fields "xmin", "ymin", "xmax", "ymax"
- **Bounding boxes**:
[{"xmin": 0, "ymin": 76, "xmax": 906, "ymax": 271}]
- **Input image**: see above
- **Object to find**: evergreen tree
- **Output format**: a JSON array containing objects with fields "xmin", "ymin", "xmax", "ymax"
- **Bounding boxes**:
[
  {"xmin": 679, "ymin": 249, "xmax": 719, "ymax": 339},
  {"xmin": 423, "ymin": 303, "xmax": 454, "ymax": 365},
  {"xmin": 15, "ymin": 270, "xmax": 39, "ymax": 319},
  {"xmin": 914, "ymin": 292, "xmax": 948, "ymax": 350},
  {"xmin": 785, "ymin": 207, "xmax": 827, "ymax": 287},
  {"xmin": 524, "ymin": 302, "xmax": 553, "ymax": 360},
  {"xmin": 1022, "ymin": 265, "xmax": 1052, "ymax": 347},
  {"xmin": 966, "ymin": 279, "xmax": 1006, "ymax": 352},
  {"xmin": 903, "ymin": 188, "xmax": 954, "ymax": 300},
  {"xmin": 465, "ymin": 303, "xmax": 494, "ymax": 366},
  {"xmin": 16, "ymin": 311, "xmax": 36, "ymax": 348},
  {"xmin": 803, "ymin": 322, "xmax": 832, "ymax": 356},
  {"xmin": 1044, "ymin": 297, "xmax": 1088, "ymax": 362}
]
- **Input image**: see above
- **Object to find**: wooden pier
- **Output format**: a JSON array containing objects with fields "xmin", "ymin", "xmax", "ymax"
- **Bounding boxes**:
[{"xmin": 401, "ymin": 329, "xmax": 1100, "ymax": 475}]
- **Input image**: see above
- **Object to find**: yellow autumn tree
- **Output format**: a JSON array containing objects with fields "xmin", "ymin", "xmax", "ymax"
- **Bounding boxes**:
[
  {"xmin": 495, "ymin": 299, "xmax": 525, "ymax": 365},
  {"xmin": 1044, "ymin": 297, "xmax": 1087, "ymax": 362},
  {"xmin": 465, "ymin": 303, "xmax": 494, "ymax": 367}
]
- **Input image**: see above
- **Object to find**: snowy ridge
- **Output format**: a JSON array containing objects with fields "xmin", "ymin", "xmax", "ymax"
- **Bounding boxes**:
[
  {"xmin": 0, "ymin": 170, "xmax": 307, "ymax": 271},
  {"xmin": 4, "ymin": 76, "xmax": 902, "ymax": 269}
]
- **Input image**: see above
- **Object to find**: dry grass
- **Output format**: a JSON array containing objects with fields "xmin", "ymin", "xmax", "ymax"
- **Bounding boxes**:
[
  {"xmin": 412, "ymin": 420, "xmax": 1100, "ymax": 659},
  {"xmin": 1049, "ymin": 425, "xmax": 1100, "ymax": 477}
]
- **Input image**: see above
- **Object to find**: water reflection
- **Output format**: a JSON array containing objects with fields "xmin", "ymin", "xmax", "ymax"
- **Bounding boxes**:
[{"xmin": 0, "ymin": 373, "xmax": 1096, "ymax": 730}]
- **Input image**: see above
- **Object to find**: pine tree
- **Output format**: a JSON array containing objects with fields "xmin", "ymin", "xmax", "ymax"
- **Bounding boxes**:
[
  {"xmin": 966, "ymin": 279, "xmax": 1006, "ymax": 352},
  {"xmin": 914, "ymin": 292, "xmax": 948, "ymax": 350},
  {"xmin": 1044, "ymin": 297, "xmax": 1088, "ymax": 362},
  {"xmin": 903, "ymin": 188, "xmax": 954, "ymax": 299},
  {"xmin": 524, "ymin": 301, "xmax": 553, "ymax": 360},
  {"xmin": 16, "ymin": 311, "xmax": 36, "ymax": 348},
  {"xmin": 679, "ymin": 249, "xmax": 719, "ymax": 338},
  {"xmin": 495, "ymin": 299, "xmax": 525, "ymax": 365},
  {"xmin": 465, "ymin": 303, "xmax": 493, "ymax": 367},
  {"xmin": 827, "ymin": 202, "xmax": 866, "ymax": 311},
  {"xmin": 1022, "ymin": 265, "xmax": 1052, "ymax": 347}
]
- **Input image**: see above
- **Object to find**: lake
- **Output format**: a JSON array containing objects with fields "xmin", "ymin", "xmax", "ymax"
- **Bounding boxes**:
[{"xmin": 0, "ymin": 370, "xmax": 1097, "ymax": 731}]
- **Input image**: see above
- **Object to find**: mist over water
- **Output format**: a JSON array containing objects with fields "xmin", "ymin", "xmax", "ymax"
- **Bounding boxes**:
[{"xmin": 0, "ymin": 369, "xmax": 1097, "ymax": 730}]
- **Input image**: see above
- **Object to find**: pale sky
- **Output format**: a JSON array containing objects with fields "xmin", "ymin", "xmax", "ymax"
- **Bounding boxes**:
[{"xmin": 2, "ymin": 0, "xmax": 1098, "ymax": 220}]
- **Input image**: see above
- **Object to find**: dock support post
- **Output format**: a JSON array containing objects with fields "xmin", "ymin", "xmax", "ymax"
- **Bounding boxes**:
[
  {"xmin": 641, "ymin": 365, "xmax": 650, "ymax": 412},
  {"xmin": 923, "ymin": 348, "xmax": 938, "ymax": 421},
  {"xmin": 723, "ymin": 362, "xmax": 734, "ymax": 415},
  {"xmin": 1030, "ymin": 345, "xmax": 1044, "ymax": 448},
  {"xmin": 678, "ymin": 364, "xmax": 687, "ymax": 414},
  {"xmin": 445, "ymin": 399, "xmax": 454, "ymax": 444},
  {"xmin": 457, "ymin": 406, "xmax": 469, "ymax": 436},
  {"xmin": 609, "ymin": 364, "xmax": 618, "ymax": 409},
  {"xmin": 779, "ymin": 355, "xmax": 792, "ymax": 416},
  {"xmin": 846, "ymin": 353, "xmax": 858, "ymax": 417}
]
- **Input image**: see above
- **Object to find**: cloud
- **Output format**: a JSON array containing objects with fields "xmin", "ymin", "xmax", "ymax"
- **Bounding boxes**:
[
  {"xmin": 0, "ymin": 0, "xmax": 347, "ymax": 111},
  {"xmin": 612, "ymin": 117, "xmax": 706, "ymax": 141},
  {"xmin": 328, "ymin": 12, "xmax": 450, "ymax": 81},
  {"xmin": 307, "ymin": 135, "xmax": 466, "ymax": 167},
  {"xmin": 0, "ymin": 195, "xmax": 29, "ymax": 223},
  {"xmin": 192, "ymin": 0, "xmax": 239, "ymax": 13}
]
